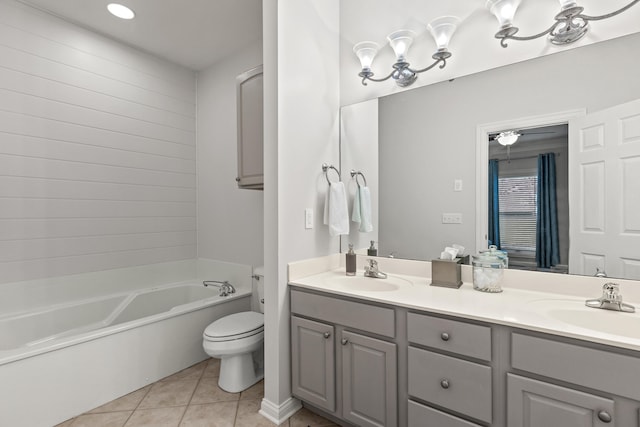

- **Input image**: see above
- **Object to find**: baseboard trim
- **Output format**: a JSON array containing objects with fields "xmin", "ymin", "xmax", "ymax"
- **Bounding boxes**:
[{"xmin": 259, "ymin": 396, "xmax": 302, "ymax": 424}]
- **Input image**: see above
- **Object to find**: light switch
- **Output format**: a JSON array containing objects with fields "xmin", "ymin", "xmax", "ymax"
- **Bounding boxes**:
[
  {"xmin": 442, "ymin": 213, "xmax": 463, "ymax": 224},
  {"xmin": 454, "ymin": 179, "xmax": 463, "ymax": 192},
  {"xmin": 305, "ymin": 208, "xmax": 313, "ymax": 229}
]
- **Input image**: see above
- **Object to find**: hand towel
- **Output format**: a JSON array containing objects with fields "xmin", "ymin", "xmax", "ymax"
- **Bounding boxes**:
[
  {"xmin": 352, "ymin": 186, "xmax": 373, "ymax": 233},
  {"xmin": 323, "ymin": 182, "xmax": 349, "ymax": 236}
]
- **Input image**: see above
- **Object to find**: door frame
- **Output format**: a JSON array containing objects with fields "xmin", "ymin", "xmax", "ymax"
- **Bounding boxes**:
[{"xmin": 475, "ymin": 109, "xmax": 586, "ymax": 254}]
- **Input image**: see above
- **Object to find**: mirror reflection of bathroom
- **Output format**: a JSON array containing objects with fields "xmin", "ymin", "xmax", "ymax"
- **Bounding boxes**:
[{"xmin": 487, "ymin": 124, "xmax": 569, "ymax": 273}]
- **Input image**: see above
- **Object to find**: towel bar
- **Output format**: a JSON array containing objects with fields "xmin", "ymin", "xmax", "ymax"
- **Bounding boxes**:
[
  {"xmin": 322, "ymin": 163, "xmax": 341, "ymax": 186},
  {"xmin": 350, "ymin": 170, "xmax": 368, "ymax": 187}
]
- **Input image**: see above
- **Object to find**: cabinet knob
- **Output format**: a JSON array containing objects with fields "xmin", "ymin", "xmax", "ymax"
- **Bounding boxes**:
[
  {"xmin": 597, "ymin": 411, "xmax": 612, "ymax": 423},
  {"xmin": 235, "ymin": 177, "xmax": 241, "ymax": 182},
  {"xmin": 341, "ymin": 338, "xmax": 349, "ymax": 345},
  {"xmin": 323, "ymin": 332, "xmax": 331, "ymax": 339},
  {"xmin": 440, "ymin": 379, "xmax": 450, "ymax": 389},
  {"xmin": 440, "ymin": 332, "xmax": 450, "ymax": 341}
]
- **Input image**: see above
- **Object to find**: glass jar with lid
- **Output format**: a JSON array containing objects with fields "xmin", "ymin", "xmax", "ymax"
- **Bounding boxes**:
[{"xmin": 472, "ymin": 247, "xmax": 506, "ymax": 293}]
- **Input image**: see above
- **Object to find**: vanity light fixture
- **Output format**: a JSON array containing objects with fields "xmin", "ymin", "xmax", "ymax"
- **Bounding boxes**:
[
  {"xmin": 496, "ymin": 130, "xmax": 520, "ymax": 146},
  {"xmin": 487, "ymin": 0, "xmax": 640, "ymax": 47},
  {"xmin": 353, "ymin": 16, "xmax": 460, "ymax": 87},
  {"xmin": 107, "ymin": 3, "xmax": 135, "ymax": 20}
]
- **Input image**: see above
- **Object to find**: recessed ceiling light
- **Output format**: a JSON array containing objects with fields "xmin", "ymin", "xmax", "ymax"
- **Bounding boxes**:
[{"xmin": 107, "ymin": 3, "xmax": 135, "ymax": 20}]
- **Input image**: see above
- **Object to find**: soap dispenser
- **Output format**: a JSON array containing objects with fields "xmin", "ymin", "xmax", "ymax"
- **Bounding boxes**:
[
  {"xmin": 367, "ymin": 241, "xmax": 377, "ymax": 256},
  {"xmin": 346, "ymin": 244, "xmax": 356, "ymax": 276}
]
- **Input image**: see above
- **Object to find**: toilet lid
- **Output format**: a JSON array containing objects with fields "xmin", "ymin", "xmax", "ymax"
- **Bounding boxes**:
[{"xmin": 204, "ymin": 311, "xmax": 264, "ymax": 340}]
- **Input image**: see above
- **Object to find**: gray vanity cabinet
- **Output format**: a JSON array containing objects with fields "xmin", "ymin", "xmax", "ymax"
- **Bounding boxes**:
[
  {"xmin": 290, "ymin": 288, "xmax": 398, "ymax": 427},
  {"xmin": 290, "ymin": 316, "xmax": 335, "ymax": 412}
]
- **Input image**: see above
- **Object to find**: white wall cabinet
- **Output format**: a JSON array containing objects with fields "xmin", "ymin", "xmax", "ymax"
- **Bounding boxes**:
[{"xmin": 235, "ymin": 65, "xmax": 263, "ymax": 189}]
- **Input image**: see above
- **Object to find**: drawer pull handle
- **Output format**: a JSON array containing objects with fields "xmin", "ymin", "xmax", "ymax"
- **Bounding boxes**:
[
  {"xmin": 323, "ymin": 332, "xmax": 331, "ymax": 339},
  {"xmin": 440, "ymin": 332, "xmax": 450, "ymax": 341},
  {"xmin": 440, "ymin": 379, "xmax": 450, "ymax": 389},
  {"xmin": 597, "ymin": 411, "xmax": 612, "ymax": 423},
  {"xmin": 341, "ymin": 338, "xmax": 349, "ymax": 345}
]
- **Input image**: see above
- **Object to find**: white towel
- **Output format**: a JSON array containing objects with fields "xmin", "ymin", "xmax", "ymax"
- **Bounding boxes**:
[
  {"xmin": 323, "ymin": 182, "xmax": 349, "ymax": 236},
  {"xmin": 352, "ymin": 186, "xmax": 373, "ymax": 233}
]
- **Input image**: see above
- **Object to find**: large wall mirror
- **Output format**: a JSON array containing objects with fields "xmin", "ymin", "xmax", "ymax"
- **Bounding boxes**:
[{"xmin": 340, "ymin": 32, "xmax": 640, "ymax": 280}]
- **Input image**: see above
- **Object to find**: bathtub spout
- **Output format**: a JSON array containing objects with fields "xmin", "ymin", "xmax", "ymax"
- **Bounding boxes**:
[{"xmin": 203, "ymin": 280, "xmax": 236, "ymax": 297}]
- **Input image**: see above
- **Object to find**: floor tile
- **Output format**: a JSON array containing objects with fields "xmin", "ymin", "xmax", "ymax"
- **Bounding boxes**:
[
  {"xmin": 239, "ymin": 380, "xmax": 264, "ymax": 401},
  {"xmin": 70, "ymin": 411, "xmax": 132, "ymax": 427},
  {"xmin": 190, "ymin": 377, "xmax": 240, "ymax": 405},
  {"xmin": 89, "ymin": 386, "xmax": 152, "ymax": 413},
  {"xmin": 289, "ymin": 407, "xmax": 338, "ymax": 427},
  {"xmin": 124, "ymin": 407, "xmax": 186, "ymax": 427},
  {"xmin": 234, "ymin": 399, "xmax": 288, "ymax": 427},
  {"xmin": 162, "ymin": 361, "xmax": 208, "ymax": 382},
  {"xmin": 179, "ymin": 402, "xmax": 238, "ymax": 427},
  {"xmin": 138, "ymin": 379, "xmax": 198, "ymax": 409},
  {"xmin": 202, "ymin": 358, "xmax": 221, "ymax": 378}
]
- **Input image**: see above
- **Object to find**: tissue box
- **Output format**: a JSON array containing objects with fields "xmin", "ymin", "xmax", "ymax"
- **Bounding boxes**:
[{"xmin": 430, "ymin": 258, "xmax": 463, "ymax": 289}]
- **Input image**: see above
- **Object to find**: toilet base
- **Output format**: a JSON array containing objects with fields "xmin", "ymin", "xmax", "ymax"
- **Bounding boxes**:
[{"xmin": 218, "ymin": 351, "xmax": 264, "ymax": 393}]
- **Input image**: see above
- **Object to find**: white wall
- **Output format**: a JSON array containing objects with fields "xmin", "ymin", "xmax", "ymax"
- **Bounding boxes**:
[
  {"xmin": 196, "ymin": 42, "xmax": 264, "ymax": 268},
  {"xmin": 261, "ymin": 0, "xmax": 341, "ymax": 421},
  {"xmin": 377, "ymin": 33, "xmax": 640, "ymax": 260},
  {"xmin": 0, "ymin": 0, "xmax": 197, "ymax": 284}
]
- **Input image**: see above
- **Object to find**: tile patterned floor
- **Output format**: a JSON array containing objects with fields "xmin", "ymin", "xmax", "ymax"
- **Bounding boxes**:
[{"xmin": 56, "ymin": 358, "xmax": 338, "ymax": 427}]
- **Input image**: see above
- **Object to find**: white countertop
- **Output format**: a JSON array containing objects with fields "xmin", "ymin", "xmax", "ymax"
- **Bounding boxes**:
[{"xmin": 290, "ymin": 267, "xmax": 640, "ymax": 353}]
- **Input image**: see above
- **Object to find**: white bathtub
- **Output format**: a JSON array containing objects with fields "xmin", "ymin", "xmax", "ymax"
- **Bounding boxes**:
[{"xmin": 0, "ymin": 260, "xmax": 254, "ymax": 427}]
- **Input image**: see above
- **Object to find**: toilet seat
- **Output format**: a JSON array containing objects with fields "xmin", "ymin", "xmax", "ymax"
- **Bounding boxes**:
[{"xmin": 203, "ymin": 311, "xmax": 264, "ymax": 342}]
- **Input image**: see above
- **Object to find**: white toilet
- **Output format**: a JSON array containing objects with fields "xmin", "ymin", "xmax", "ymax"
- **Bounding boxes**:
[{"xmin": 202, "ymin": 268, "xmax": 264, "ymax": 393}]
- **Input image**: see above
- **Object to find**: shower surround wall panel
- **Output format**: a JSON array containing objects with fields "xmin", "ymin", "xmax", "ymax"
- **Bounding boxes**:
[{"xmin": 0, "ymin": 0, "xmax": 197, "ymax": 284}]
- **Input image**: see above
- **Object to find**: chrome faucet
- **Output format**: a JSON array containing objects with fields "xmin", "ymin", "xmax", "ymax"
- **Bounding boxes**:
[
  {"xmin": 585, "ymin": 283, "xmax": 635, "ymax": 313},
  {"xmin": 203, "ymin": 280, "xmax": 236, "ymax": 297},
  {"xmin": 364, "ymin": 259, "xmax": 388, "ymax": 279}
]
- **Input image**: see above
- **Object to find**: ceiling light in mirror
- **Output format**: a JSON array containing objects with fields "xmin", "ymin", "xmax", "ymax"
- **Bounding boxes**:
[
  {"xmin": 107, "ymin": 3, "xmax": 135, "ymax": 20},
  {"xmin": 496, "ymin": 130, "xmax": 521, "ymax": 146}
]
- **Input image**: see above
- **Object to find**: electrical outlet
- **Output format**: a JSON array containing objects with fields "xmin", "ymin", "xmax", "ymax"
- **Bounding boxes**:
[
  {"xmin": 454, "ymin": 179, "xmax": 463, "ymax": 192},
  {"xmin": 305, "ymin": 208, "xmax": 313, "ymax": 229},
  {"xmin": 442, "ymin": 213, "xmax": 462, "ymax": 224}
]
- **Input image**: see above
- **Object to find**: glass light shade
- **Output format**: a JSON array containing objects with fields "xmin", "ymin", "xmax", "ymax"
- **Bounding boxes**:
[
  {"xmin": 107, "ymin": 3, "xmax": 135, "ymax": 20},
  {"xmin": 558, "ymin": 0, "xmax": 578, "ymax": 9},
  {"xmin": 427, "ymin": 16, "xmax": 460, "ymax": 51},
  {"xmin": 353, "ymin": 41, "xmax": 380, "ymax": 71},
  {"xmin": 486, "ymin": 0, "xmax": 522, "ymax": 28},
  {"xmin": 387, "ymin": 30, "xmax": 416, "ymax": 62},
  {"xmin": 496, "ymin": 131, "xmax": 520, "ymax": 146}
]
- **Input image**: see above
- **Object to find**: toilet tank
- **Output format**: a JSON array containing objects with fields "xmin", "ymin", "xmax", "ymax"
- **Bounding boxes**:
[{"xmin": 252, "ymin": 266, "xmax": 264, "ymax": 313}]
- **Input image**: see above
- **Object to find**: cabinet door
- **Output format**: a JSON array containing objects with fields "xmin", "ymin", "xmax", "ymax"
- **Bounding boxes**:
[
  {"xmin": 341, "ymin": 330, "xmax": 397, "ymax": 427},
  {"xmin": 291, "ymin": 316, "xmax": 335, "ymax": 412},
  {"xmin": 236, "ymin": 65, "xmax": 263, "ymax": 189},
  {"xmin": 508, "ymin": 374, "xmax": 615, "ymax": 427}
]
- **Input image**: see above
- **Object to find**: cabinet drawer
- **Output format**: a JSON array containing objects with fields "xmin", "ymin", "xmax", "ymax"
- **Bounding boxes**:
[
  {"xmin": 408, "ymin": 347, "xmax": 492, "ymax": 423},
  {"xmin": 408, "ymin": 312, "xmax": 491, "ymax": 361},
  {"xmin": 408, "ymin": 400, "xmax": 482, "ymax": 427},
  {"xmin": 291, "ymin": 289, "xmax": 395, "ymax": 338},
  {"xmin": 512, "ymin": 333, "xmax": 640, "ymax": 401}
]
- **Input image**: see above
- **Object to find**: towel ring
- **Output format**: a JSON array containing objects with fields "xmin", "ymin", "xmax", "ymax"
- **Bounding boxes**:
[
  {"xmin": 322, "ymin": 163, "xmax": 341, "ymax": 186},
  {"xmin": 350, "ymin": 170, "xmax": 367, "ymax": 187}
]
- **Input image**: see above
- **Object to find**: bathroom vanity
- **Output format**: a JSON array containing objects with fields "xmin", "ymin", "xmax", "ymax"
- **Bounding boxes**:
[{"xmin": 288, "ymin": 257, "xmax": 640, "ymax": 427}]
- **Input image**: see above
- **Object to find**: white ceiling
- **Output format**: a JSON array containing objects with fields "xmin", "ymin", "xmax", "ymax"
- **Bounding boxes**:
[
  {"xmin": 16, "ymin": 0, "xmax": 640, "ymax": 78},
  {"xmin": 19, "ymin": 0, "xmax": 262, "ymax": 71}
]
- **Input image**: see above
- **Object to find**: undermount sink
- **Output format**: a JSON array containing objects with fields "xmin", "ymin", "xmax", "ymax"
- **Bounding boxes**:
[
  {"xmin": 322, "ymin": 274, "xmax": 413, "ymax": 292},
  {"xmin": 528, "ymin": 299, "xmax": 640, "ymax": 339}
]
